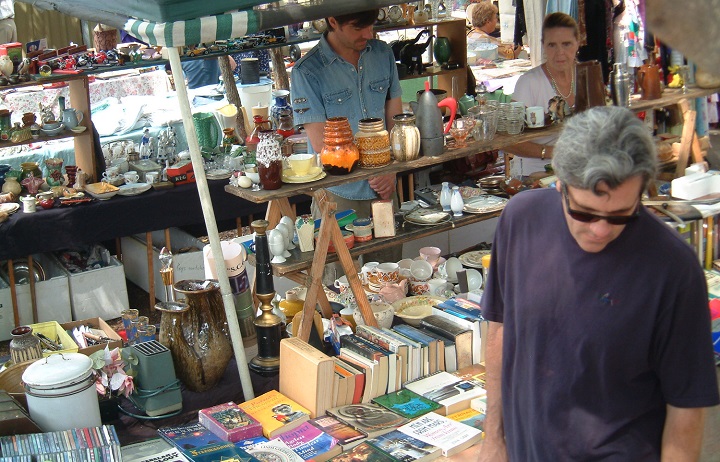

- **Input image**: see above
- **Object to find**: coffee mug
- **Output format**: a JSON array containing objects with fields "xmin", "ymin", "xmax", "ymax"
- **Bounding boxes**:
[
  {"xmin": 375, "ymin": 262, "xmax": 400, "ymax": 284},
  {"xmin": 525, "ymin": 106, "xmax": 545, "ymax": 128},
  {"xmin": 145, "ymin": 172, "xmax": 159, "ymax": 184},
  {"xmin": 410, "ymin": 279, "xmax": 429, "ymax": 295},
  {"xmin": 334, "ymin": 275, "xmax": 350, "ymax": 293},
  {"xmin": 124, "ymin": 171, "xmax": 139, "ymax": 184},
  {"xmin": 428, "ymin": 278, "xmax": 451, "ymax": 296},
  {"xmin": 362, "ymin": 262, "xmax": 380, "ymax": 285}
]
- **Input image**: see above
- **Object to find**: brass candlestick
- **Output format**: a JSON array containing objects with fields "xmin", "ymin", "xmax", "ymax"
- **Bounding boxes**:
[{"xmin": 248, "ymin": 220, "xmax": 282, "ymax": 376}]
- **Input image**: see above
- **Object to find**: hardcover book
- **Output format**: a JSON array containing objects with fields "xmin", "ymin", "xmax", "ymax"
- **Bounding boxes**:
[
  {"xmin": 198, "ymin": 401, "xmax": 263, "ymax": 442},
  {"xmin": 184, "ymin": 442, "xmax": 260, "ymax": 462},
  {"xmin": 419, "ymin": 315, "xmax": 473, "ymax": 370},
  {"xmin": 307, "ymin": 415, "xmax": 367, "ymax": 450},
  {"xmin": 371, "ymin": 389, "xmax": 441, "ymax": 420},
  {"xmin": 397, "ymin": 412, "xmax": 482, "ymax": 457},
  {"xmin": 273, "ymin": 421, "xmax": 341, "ymax": 461},
  {"xmin": 366, "ymin": 430, "xmax": 441, "ymax": 462},
  {"xmin": 238, "ymin": 390, "xmax": 311, "ymax": 439},
  {"xmin": 327, "ymin": 442, "xmax": 396, "ymax": 462},
  {"xmin": 451, "ymin": 363, "xmax": 486, "ymax": 388},
  {"xmin": 246, "ymin": 439, "xmax": 305, "ymax": 462},
  {"xmin": 327, "ymin": 403, "xmax": 409, "ymax": 438},
  {"xmin": 403, "ymin": 371, "xmax": 486, "ymax": 416},
  {"xmin": 280, "ymin": 337, "xmax": 336, "ymax": 418}
]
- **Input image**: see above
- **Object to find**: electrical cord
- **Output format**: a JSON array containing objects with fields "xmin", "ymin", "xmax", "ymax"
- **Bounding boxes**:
[{"xmin": 117, "ymin": 379, "xmax": 184, "ymax": 420}]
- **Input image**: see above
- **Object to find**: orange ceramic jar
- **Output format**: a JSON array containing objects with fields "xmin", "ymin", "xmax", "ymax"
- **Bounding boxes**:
[{"xmin": 320, "ymin": 117, "xmax": 359, "ymax": 175}]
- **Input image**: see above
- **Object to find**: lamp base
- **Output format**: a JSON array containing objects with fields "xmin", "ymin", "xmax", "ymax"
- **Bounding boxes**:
[{"xmin": 249, "ymin": 355, "xmax": 280, "ymax": 376}]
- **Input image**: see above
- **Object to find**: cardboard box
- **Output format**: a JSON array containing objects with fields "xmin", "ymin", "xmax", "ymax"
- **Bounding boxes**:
[
  {"xmin": 0, "ymin": 254, "xmax": 72, "ymax": 342},
  {"xmin": 121, "ymin": 228, "xmax": 206, "ymax": 302},
  {"xmin": 60, "ymin": 317, "xmax": 123, "ymax": 356},
  {"xmin": 61, "ymin": 255, "xmax": 130, "ymax": 320},
  {"xmin": 167, "ymin": 159, "xmax": 195, "ymax": 185},
  {"xmin": 28, "ymin": 321, "xmax": 78, "ymax": 356}
]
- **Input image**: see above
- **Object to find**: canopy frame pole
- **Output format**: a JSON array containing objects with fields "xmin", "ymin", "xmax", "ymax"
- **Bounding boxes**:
[{"xmin": 167, "ymin": 47, "xmax": 255, "ymax": 401}]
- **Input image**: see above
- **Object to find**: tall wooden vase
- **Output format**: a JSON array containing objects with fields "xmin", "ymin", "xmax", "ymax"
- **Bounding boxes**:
[{"xmin": 157, "ymin": 280, "xmax": 232, "ymax": 392}]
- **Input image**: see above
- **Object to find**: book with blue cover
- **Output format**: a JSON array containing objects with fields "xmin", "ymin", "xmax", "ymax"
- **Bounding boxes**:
[
  {"xmin": 273, "ymin": 421, "xmax": 341, "ymax": 461},
  {"xmin": 371, "ymin": 389, "xmax": 441, "ymax": 420}
]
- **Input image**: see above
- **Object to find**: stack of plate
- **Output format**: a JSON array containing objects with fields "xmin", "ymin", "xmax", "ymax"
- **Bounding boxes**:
[
  {"xmin": 463, "ymin": 195, "xmax": 508, "ymax": 214},
  {"xmin": 458, "ymin": 250, "xmax": 491, "ymax": 268},
  {"xmin": 478, "ymin": 175, "xmax": 507, "ymax": 196}
]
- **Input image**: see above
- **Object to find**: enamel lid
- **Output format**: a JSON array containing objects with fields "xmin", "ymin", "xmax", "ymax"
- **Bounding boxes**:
[{"xmin": 22, "ymin": 353, "xmax": 93, "ymax": 388}]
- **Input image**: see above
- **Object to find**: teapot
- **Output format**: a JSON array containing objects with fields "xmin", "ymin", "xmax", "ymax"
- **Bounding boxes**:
[
  {"xmin": 414, "ymin": 80, "xmax": 457, "ymax": 157},
  {"xmin": 637, "ymin": 60, "xmax": 662, "ymax": 100},
  {"xmin": 378, "ymin": 279, "xmax": 408, "ymax": 304}
]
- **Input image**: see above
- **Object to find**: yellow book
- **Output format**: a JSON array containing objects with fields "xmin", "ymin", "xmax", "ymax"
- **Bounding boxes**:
[{"xmin": 238, "ymin": 390, "xmax": 311, "ymax": 438}]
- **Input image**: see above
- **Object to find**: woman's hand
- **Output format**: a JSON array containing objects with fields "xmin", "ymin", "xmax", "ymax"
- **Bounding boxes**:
[{"xmin": 368, "ymin": 173, "xmax": 396, "ymax": 200}]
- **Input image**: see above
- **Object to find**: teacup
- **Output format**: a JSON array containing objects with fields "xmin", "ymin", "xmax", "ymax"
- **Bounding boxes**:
[
  {"xmin": 525, "ymin": 106, "xmax": 545, "ymax": 128},
  {"xmin": 466, "ymin": 268, "xmax": 483, "ymax": 291},
  {"xmin": 334, "ymin": 275, "xmax": 350, "ymax": 293},
  {"xmin": 287, "ymin": 153, "xmax": 315, "ymax": 176},
  {"xmin": 346, "ymin": 218, "xmax": 373, "ymax": 243},
  {"xmin": 410, "ymin": 259, "xmax": 433, "ymax": 281},
  {"xmin": 410, "ymin": 279, "xmax": 429, "ymax": 295},
  {"xmin": 123, "ymin": 170, "xmax": 139, "ymax": 184},
  {"xmin": 102, "ymin": 167, "xmax": 120, "ymax": 182},
  {"xmin": 428, "ymin": 278, "xmax": 451, "ymax": 296},
  {"xmin": 397, "ymin": 258, "xmax": 414, "ymax": 278},
  {"xmin": 419, "ymin": 246, "xmax": 442, "ymax": 267},
  {"xmin": 375, "ymin": 262, "xmax": 400, "ymax": 284},
  {"xmin": 362, "ymin": 261, "xmax": 380, "ymax": 285},
  {"xmin": 145, "ymin": 172, "xmax": 159, "ymax": 184},
  {"xmin": 340, "ymin": 307, "xmax": 357, "ymax": 329}
]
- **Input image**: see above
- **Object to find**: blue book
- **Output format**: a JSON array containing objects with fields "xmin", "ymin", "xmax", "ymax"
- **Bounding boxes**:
[
  {"xmin": 393, "ymin": 325, "xmax": 441, "ymax": 375},
  {"xmin": 273, "ymin": 421, "xmax": 342, "ymax": 460}
]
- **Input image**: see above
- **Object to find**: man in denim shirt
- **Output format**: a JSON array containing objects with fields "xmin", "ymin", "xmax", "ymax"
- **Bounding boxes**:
[{"xmin": 291, "ymin": 10, "xmax": 403, "ymax": 249}]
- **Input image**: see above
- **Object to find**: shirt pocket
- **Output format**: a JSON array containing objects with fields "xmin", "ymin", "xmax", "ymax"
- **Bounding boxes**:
[
  {"xmin": 369, "ymin": 77, "xmax": 390, "ymax": 97},
  {"xmin": 323, "ymin": 88, "xmax": 354, "ymax": 118}
]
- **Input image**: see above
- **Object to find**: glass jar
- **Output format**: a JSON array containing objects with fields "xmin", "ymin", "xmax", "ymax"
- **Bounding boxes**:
[
  {"xmin": 355, "ymin": 117, "xmax": 391, "ymax": 168},
  {"xmin": 9, "ymin": 325, "xmax": 43, "ymax": 364},
  {"xmin": 256, "ymin": 129, "xmax": 282, "ymax": 190},
  {"xmin": 320, "ymin": 117, "xmax": 359, "ymax": 174},
  {"xmin": 389, "ymin": 113, "xmax": 421, "ymax": 162}
]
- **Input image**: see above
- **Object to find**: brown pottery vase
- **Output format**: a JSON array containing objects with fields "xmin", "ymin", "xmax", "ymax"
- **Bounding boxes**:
[{"xmin": 320, "ymin": 117, "xmax": 359, "ymax": 174}]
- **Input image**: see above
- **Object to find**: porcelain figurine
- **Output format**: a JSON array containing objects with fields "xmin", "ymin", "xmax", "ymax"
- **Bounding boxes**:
[{"xmin": 0, "ymin": 55, "xmax": 12, "ymax": 77}]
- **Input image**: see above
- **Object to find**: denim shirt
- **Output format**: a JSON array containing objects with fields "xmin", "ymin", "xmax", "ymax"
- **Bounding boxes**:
[{"xmin": 291, "ymin": 35, "xmax": 401, "ymax": 200}]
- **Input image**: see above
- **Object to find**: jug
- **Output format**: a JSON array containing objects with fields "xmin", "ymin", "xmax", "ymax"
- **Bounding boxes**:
[
  {"xmin": 637, "ymin": 60, "xmax": 662, "ymax": 100},
  {"xmin": 60, "ymin": 108, "xmax": 83, "ymax": 129},
  {"xmin": 414, "ymin": 81, "xmax": 457, "ymax": 157},
  {"xmin": 193, "ymin": 112, "xmax": 221, "ymax": 153},
  {"xmin": 574, "ymin": 60, "xmax": 606, "ymax": 113}
]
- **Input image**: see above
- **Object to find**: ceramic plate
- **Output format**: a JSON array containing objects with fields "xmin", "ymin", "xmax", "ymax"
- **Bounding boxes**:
[
  {"xmin": 463, "ymin": 195, "xmax": 508, "ymax": 214},
  {"xmin": 404, "ymin": 208, "xmax": 452, "ymax": 226},
  {"xmin": 393, "ymin": 295, "xmax": 446, "ymax": 325},
  {"xmin": 282, "ymin": 166, "xmax": 323, "ymax": 181},
  {"xmin": 117, "ymin": 182, "xmax": 152, "ymax": 196},
  {"xmin": 0, "ymin": 203, "xmax": 19, "ymax": 214},
  {"xmin": 458, "ymin": 250, "xmax": 492, "ymax": 268},
  {"xmin": 282, "ymin": 169, "xmax": 327, "ymax": 184}
]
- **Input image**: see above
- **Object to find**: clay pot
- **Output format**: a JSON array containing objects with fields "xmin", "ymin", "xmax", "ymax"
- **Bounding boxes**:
[{"xmin": 320, "ymin": 117, "xmax": 359, "ymax": 174}]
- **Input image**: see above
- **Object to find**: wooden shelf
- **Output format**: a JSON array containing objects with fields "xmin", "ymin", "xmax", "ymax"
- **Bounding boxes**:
[
  {"xmin": 628, "ymin": 86, "xmax": 720, "ymax": 112},
  {"xmin": 250, "ymin": 209, "xmax": 502, "ymax": 276}
]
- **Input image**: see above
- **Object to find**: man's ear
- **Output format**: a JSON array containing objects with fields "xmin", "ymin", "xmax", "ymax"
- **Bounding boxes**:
[{"xmin": 327, "ymin": 17, "xmax": 338, "ymax": 30}]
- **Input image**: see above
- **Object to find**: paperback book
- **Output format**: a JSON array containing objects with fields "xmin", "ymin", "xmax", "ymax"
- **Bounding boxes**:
[
  {"xmin": 157, "ymin": 422, "xmax": 223, "ymax": 452},
  {"xmin": 272, "ymin": 421, "xmax": 341, "ymax": 461},
  {"xmin": 198, "ymin": 401, "xmax": 263, "ymax": 442},
  {"xmin": 371, "ymin": 389, "xmax": 441, "ymax": 420},
  {"xmin": 366, "ymin": 430, "xmax": 441, "ymax": 462},
  {"xmin": 327, "ymin": 403, "xmax": 409, "ymax": 438},
  {"xmin": 403, "ymin": 371, "xmax": 486, "ymax": 415},
  {"xmin": 307, "ymin": 415, "xmax": 367, "ymax": 450},
  {"xmin": 246, "ymin": 439, "xmax": 304, "ymax": 462},
  {"xmin": 327, "ymin": 442, "xmax": 396, "ymax": 462},
  {"xmin": 238, "ymin": 390, "xmax": 311, "ymax": 438},
  {"xmin": 397, "ymin": 412, "xmax": 482, "ymax": 457},
  {"xmin": 446, "ymin": 408, "xmax": 485, "ymax": 432}
]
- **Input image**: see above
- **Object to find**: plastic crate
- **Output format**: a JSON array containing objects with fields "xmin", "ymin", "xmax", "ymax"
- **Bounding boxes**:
[{"xmin": 28, "ymin": 321, "xmax": 78, "ymax": 357}]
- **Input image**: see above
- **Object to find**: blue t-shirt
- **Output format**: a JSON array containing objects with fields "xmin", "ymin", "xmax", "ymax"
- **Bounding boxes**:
[
  {"xmin": 182, "ymin": 59, "xmax": 221, "ymax": 90},
  {"xmin": 291, "ymin": 35, "xmax": 401, "ymax": 200},
  {"xmin": 481, "ymin": 188, "xmax": 719, "ymax": 461}
]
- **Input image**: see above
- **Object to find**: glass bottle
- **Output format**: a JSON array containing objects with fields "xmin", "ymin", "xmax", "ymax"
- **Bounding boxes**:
[
  {"xmin": 440, "ymin": 181, "xmax": 452, "ymax": 212},
  {"xmin": 450, "ymin": 185, "xmax": 464, "ymax": 217},
  {"xmin": 389, "ymin": 113, "xmax": 421, "ymax": 162},
  {"xmin": 256, "ymin": 129, "xmax": 282, "ymax": 190},
  {"xmin": 9, "ymin": 325, "xmax": 43, "ymax": 364}
]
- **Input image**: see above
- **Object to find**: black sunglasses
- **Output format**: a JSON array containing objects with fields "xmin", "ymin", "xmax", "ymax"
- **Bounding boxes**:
[{"xmin": 561, "ymin": 184, "xmax": 640, "ymax": 225}]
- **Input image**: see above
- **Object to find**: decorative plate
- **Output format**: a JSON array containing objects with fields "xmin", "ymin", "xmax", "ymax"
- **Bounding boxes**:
[
  {"xmin": 281, "ymin": 168, "xmax": 326, "ymax": 184},
  {"xmin": 117, "ymin": 182, "xmax": 152, "ymax": 196},
  {"xmin": 84, "ymin": 182, "xmax": 119, "ymax": 200},
  {"xmin": 392, "ymin": 295, "xmax": 446, "ymax": 326},
  {"xmin": 463, "ymin": 195, "xmax": 508, "ymax": 214},
  {"xmin": 0, "ymin": 203, "xmax": 19, "ymax": 214},
  {"xmin": 205, "ymin": 169, "xmax": 232, "ymax": 180},
  {"xmin": 458, "ymin": 250, "xmax": 492, "ymax": 268},
  {"xmin": 404, "ymin": 208, "xmax": 452, "ymax": 226}
]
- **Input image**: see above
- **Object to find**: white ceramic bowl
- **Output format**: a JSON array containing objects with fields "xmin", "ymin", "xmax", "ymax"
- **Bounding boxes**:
[
  {"xmin": 444, "ymin": 257, "xmax": 463, "ymax": 282},
  {"xmin": 466, "ymin": 268, "xmax": 483, "ymax": 291},
  {"xmin": 393, "ymin": 295, "xmax": 445, "ymax": 326},
  {"xmin": 353, "ymin": 301, "xmax": 395, "ymax": 329}
]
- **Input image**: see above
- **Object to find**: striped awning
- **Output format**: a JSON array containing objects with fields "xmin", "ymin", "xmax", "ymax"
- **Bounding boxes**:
[{"xmin": 124, "ymin": 10, "xmax": 260, "ymax": 48}]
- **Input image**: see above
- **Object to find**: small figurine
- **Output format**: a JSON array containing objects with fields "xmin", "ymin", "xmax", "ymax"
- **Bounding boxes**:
[
  {"xmin": 17, "ymin": 58, "xmax": 30, "ymax": 75},
  {"xmin": 139, "ymin": 127, "xmax": 151, "ymax": 159}
]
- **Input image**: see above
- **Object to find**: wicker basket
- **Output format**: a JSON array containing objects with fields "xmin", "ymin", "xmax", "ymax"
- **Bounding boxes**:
[{"xmin": 0, "ymin": 359, "xmax": 37, "ymax": 395}]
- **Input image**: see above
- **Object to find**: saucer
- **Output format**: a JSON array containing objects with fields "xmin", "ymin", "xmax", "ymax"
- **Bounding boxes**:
[
  {"xmin": 117, "ymin": 182, "xmax": 152, "ymax": 196},
  {"xmin": 206, "ymin": 169, "xmax": 232, "ymax": 180},
  {"xmin": 525, "ymin": 124, "xmax": 548, "ymax": 130},
  {"xmin": 0, "ymin": 203, "xmax": 19, "ymax": 214},
  {"xmin": 283, "ymin": 166, "xmax": 322, "ymax": 181},
  {"xmin": 282, "ymin": 167, "xmax": 326, "ymax": 184}
]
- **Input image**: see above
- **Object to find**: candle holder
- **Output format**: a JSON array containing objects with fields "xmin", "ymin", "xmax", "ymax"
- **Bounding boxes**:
[{"xmin": 249, "ymin": 219, "xmax": 282, "ymax": 376}]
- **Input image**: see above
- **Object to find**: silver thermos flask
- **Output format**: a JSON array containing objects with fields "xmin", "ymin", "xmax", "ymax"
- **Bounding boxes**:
[{"xmin": 610, "ymin": 63, "xmax": 631, "ymax": 107}]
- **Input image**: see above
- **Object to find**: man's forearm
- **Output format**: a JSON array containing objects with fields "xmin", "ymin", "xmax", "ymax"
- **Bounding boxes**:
[{"xmin": 661, "ymin": 405, "xmax": 706, "ymax": 462}]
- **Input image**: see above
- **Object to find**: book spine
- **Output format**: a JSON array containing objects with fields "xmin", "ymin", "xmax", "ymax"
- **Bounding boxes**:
[{"xmin": 340, "ymin": 336, "xmax": 383, "ymax": 362}]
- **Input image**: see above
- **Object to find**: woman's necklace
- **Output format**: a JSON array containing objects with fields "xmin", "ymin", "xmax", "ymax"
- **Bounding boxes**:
[{"xmin": 545, "ymin": 64, "xmax": 575, "ymax": 101}]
